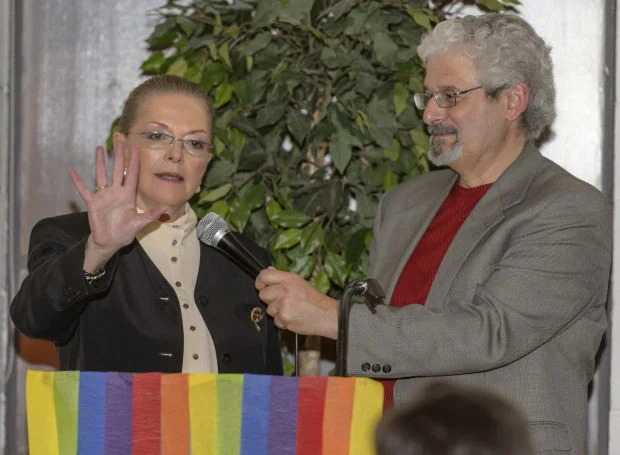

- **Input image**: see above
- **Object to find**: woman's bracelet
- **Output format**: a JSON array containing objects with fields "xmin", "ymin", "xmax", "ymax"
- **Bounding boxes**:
[{"xmin": 83, "ymin": 267, "xmax": 106, "ymax": 285}]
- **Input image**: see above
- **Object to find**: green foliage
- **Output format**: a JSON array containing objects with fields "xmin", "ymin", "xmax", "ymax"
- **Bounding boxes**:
[{"xmin": 139, "ymin": 0, "xmax": 518, "ymax": 296}]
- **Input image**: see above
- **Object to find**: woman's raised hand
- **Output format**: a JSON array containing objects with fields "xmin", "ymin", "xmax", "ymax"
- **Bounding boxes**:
[{"xmin": 70, "ymin": 143, "xmax": 168, "ymax": 272}]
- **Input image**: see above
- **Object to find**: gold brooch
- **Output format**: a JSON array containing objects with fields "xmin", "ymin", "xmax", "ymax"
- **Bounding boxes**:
[{"xmin": 250, "ymin": 306, "xmax": 265, "ymax": 332}]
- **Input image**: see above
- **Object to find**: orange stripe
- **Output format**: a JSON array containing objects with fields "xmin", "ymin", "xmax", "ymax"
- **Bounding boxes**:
[
  {"xmin": 161, "ymin": 374, "xmax": 189, "ymax": 455},
  {"xmin": 322, "ymin": 377, "xmax": 355, "ymax": 454}
]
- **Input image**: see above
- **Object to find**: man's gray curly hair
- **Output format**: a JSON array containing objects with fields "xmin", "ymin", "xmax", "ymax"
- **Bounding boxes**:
[{"xmin": 418, "ymin": 13, "xmax": 555, "ymax": 142}]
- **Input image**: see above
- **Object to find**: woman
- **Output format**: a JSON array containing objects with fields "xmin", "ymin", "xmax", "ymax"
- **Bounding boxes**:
[{"xmin": 10, "ymin": 75, "xmax": 282, "ymax": 375}]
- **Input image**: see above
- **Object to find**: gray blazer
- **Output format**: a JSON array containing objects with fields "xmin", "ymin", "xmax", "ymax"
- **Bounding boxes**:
[{"xmin": 347, "ymin": 144, "xmax": 612, "ymax": 453}]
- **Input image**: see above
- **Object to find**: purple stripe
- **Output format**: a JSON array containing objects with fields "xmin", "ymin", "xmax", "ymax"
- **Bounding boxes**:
[
  {"xmin": 267, "ymin": 376, "xmax": 298, "ymax": 455},
  {"xmin": 103, "ymin": 373, "xmax": 132, "ymax": 455}
]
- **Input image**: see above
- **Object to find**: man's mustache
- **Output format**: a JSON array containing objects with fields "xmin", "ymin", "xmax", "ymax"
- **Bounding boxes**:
[{"xmin": 428, "ymin": 125, "xmax": 459, "ymax": 136}]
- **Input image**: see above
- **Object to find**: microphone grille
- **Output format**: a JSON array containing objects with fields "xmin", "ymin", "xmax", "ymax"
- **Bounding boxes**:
[{"xmin": 197, "ymin": 212, "xmax": 230, "ymax": 246}]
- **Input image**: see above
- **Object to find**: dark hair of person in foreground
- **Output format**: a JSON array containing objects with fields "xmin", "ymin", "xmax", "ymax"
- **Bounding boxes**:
[{"xmin": 375, "ymin": 382, "xmax": 533, "ymax": 455}]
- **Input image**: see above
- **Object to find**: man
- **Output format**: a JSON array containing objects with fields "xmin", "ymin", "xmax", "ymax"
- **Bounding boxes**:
[{"xmin": 256, "ymin": 13, "xmax": 611, "ymax": 453}]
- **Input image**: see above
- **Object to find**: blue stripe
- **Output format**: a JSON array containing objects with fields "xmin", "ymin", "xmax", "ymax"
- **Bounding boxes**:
[
  {"xmin": 77, "ymin": 372, "xmax": 106, "ymax": 455},
  {"xmin": 240, "ymin": 374, "xmax": 271, "ymax": 455}
]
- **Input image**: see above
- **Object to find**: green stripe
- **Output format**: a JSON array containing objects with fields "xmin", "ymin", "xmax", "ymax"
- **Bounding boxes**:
[
  {"xmin": 54, "ymin": 371, "xmax": 80, "ymax": 455},
  {"xmin": 216, "ymin": 374, "xmax": 244, "ymax": 455}
]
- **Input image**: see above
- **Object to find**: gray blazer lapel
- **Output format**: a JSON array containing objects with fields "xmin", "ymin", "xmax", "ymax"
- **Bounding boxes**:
[{"xmin": 425, "ymin": 144, "xmax": 543, "ymax": 308}]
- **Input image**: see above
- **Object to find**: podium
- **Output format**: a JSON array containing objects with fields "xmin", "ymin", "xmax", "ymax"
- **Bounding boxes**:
[{"xmin": 26, "ymin": 371, "xmax": 383, "ymax": 455}]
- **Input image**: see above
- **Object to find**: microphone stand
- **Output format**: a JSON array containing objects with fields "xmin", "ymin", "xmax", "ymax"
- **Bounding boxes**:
[
  {"xmin": 295, "ymin": 334, "xmax": 299, "ymax": 376},
  {"xmin": 336, "ymin": 278, "xmax": 385, "ymax": 376}
]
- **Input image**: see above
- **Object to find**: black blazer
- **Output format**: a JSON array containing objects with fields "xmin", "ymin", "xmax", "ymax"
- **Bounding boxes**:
[{"xmin": 10, "ymin": 212, "xmax": 283, "ymax": 375}]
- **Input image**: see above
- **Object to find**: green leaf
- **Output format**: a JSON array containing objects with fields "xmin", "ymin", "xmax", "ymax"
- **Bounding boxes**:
[
  {"xmin": 198, "ymin": 183, "xmax": 232, "ymax": 204},
  {"xmin": 242, "ymin": 183, "xmax": 266, "ymax": 211},
  {"xmin": 300, "ymin": 223, "xmax": 324, "ymax": 255},
  {"xmin": 410, "ymin": 129, "xmax": 429, "ymax": 149},
  {"xmin": 287, "ymin": 110, "xmax": 310, "ymax": 145},
  {"xmin": 330, "ymin": 127, "xmax": 361, "ymax": 175},
  {"xmin": 141, "ymin": 52, "xmax": 166, "ymax": 73},
  {"xmin": 384, "ymin": 139, "xmax": 400, "ymax": 162},
  {"xmin": 266, "ymin": 199, "xmax": 282, "ymax": 222},
  {"xmin": 373, "ymin": 32, "xmax": 399, "ymax": 66},
  {"xmin": 405, "ymin": 6, "xmax": 433, "ymax": 31},
  {"xmin": 147, "ymin": 20, "xmax": 177, "ymax": 47},
  {"xmin": 204, "ymin": 62, "xmax": 229, "ymax": 91},
  {"xmin": 324, "ymin": 251, "xmax": 348, "ymax": 288},
  {"xmin": 269, "ymin": 210, "xmax": 310, "ymax": 228},
  {"xmin": 476, "ymin": 0, "xmax": 508, "ymax": 10},
  {"xmin": 289, "ymin": 255, "xmax": 315, "ymax": 279},
  {"xmin": 256, "ymin": 103, "xmax": 286, "ymax": 128},
  {"xmin": 240, "ymin": 33, "xmax": 272, "ymax": 56},
  {"xmin": 229, "ymin": 198, "xmax": 251, "ymax": 232},
  {"xmin": 215, "ymin": 81, "xmax": 234, "ymax": 108},
  {"xmin": 232, "ymin": 79, "xmax": 250, "ymax": 105},
  {"xmin": 345, "ymin": 229, "xmax": 367, "ymax": 266},
  {"xmin": 229, "ymin": 127, "xmax": 247, "ymax": 153},
  {"xmin": 166, "ymin": 58, "xmax": 188, "ymax": 77},
  {"xmin": 320, "ymin": 47, "xmax": 339, "ymax": 69},
  {"xmin": 219, "ymin": 42, "xmax": 232, "ymax": 69},
  {"xmin": 393, "ymin": 82, "xmax": 409, "ymax": 117},
  {"xmin": 274, "ymin": 228, "xmax": 302, "ymax": 249},
  {"xmin": 382, "ymin": 169, "xmax": 398, "ymax": 191},
  {"xmin": 177, "ymin": 17, "xmax": 196, "ymax": 36},
  {"xmin": 205, "ymin": 160, "xmax": 237, "ymax": 187},
  {"xmin": 208, "ymin": 200, "xmax": 229, "ymax": 218},
  {"xmin": 185, "ymin": 66, "xmax": 203, "ymax": 84},
  {"xmin": 272, "ymin": 250, "xmax": 289, "ymax": 271},
  {"xmin": 311, "ymin": 270, "xmax": 330, "ymax": 294},
  {"xmin": 330, "ymin": 134, "xmax": 352, "ymax": 175}
]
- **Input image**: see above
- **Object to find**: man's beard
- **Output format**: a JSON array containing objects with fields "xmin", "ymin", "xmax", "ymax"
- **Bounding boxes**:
[{"xmin": 427, "ymin": 124, "xmax": 462, "ymax": 166}]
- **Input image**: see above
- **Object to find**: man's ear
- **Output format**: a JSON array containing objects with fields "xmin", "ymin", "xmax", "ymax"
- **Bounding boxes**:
[
  {"xmin": 112, "ymin": 132, "xmax": 130, "ymax": 168},
  {"xmin": 504, "ymin": 82, "xmax": 530, "ymax": 121}
]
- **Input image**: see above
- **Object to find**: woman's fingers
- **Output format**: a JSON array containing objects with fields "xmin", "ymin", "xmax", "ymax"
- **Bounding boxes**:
[
  {"xmin": 69, "ymin": 169, "xmax": 92, "ymax": 203},
  {"xmin": 94, "ymin": 146, "xmax": 108, "ymax": 189},
  {"xmin": 110, "ymin": 143, "xmax": 126, "ymax": 187},
  {"xmin": 123, "ymin": 145, "xmax": 140, "ymax": 190}
]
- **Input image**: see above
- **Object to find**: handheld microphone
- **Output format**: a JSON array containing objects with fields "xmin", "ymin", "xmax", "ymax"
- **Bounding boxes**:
[{"xmin": 197, "ymin": 212, "xmax": 266, "ymax": 278}]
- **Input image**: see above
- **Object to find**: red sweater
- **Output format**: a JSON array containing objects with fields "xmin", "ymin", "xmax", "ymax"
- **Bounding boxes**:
[{"xmin": 381, "ymin": 181, "xmax": 492, "ymax": 408}]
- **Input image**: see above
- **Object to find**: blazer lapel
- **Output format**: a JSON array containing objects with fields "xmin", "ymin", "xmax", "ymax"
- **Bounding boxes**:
[
  {"xmin": 424, "ymin": 143, "xmax": 543, "ymax": 308},
  {"xmin": 380, "ymin": 170, "xmax": 457, "ymax": 300}
]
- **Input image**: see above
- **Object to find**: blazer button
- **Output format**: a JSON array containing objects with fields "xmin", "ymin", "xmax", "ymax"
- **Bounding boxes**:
[
  {"xmin": 382, "ymin": 364, "xmax": 391, "ymax": 373},
  {"xmin": 198, "ymin": 296, "xmax": 209, "ymax": 307},
  {"xmin": 372, "ymin": 363, "xmax": 381, "ymax": 373},
  {"xmin": 361, "ymin": 362, "xmax": 371, "ymax": 372},
  {"xmin": 221, "ymin": 353, "xmax": 232, "ymax": 363}
]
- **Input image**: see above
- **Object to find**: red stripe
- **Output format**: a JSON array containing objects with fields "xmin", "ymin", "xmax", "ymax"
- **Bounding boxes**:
[
  {"xmin": 296, "ymin": 376, "xmax": 328, "ymax": 455},
  {"xmin": 131, "ymin": 372, "xmax": 161, "ymax": 455}
]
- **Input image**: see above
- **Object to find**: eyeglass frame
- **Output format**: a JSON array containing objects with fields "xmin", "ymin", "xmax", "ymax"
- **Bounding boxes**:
[
  {"xmin": 413, "ymin": 85, "xmax": 484, "ymax": 110},
  {"xmin": 129, "ymin": 131, "xmax": 213, "ymax": 157}
]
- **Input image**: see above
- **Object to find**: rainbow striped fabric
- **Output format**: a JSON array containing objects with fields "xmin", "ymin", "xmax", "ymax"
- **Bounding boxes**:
[{"xmin": 26, "ymin": 370, "xmax": 384, "ymax": 455}]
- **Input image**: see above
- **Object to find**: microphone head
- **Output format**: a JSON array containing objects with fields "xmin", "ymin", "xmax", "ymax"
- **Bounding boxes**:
[{"xmin": 197, "ymin": 212, "xmax": 230, "ymax": 247}]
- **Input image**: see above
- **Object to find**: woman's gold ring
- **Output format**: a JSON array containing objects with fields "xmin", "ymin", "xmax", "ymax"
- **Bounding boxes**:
[{"xmin": 95, "ymin": 185, "xmax": 109, "ymax": 192}]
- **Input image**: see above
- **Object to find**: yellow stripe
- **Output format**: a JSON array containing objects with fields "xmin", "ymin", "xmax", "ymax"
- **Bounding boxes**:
[
  {"xmin": 189, "ymin": 373, "xmax": 217, "ymax": 454},
  {"xmin": 26, "ymin": 370, "xmax": 59, "ymax": 455},
  {"xmin": 349, "ymin": 378, "xmax": 384, "ymax": 455}
]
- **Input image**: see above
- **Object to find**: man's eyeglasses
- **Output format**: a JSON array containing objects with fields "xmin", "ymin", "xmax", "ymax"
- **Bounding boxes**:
[
  {"xmin": 413, "ymin": 86, "xmax": 483, "ymax": 110},
  {"xmin": 130, "ymin": 131, "xmax": 213, "ymax": 158}
]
